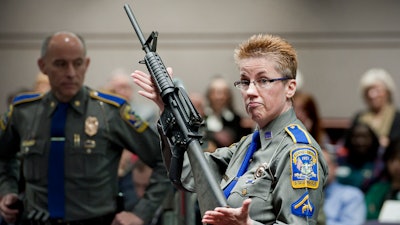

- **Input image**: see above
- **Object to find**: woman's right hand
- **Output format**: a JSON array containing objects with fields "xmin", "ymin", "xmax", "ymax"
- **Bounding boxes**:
[{"xmin": 131, "ymin": 68, "xmax": 174, "ymax": 112}]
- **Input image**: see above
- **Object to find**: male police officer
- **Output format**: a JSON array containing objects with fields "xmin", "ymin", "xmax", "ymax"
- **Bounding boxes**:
[{"xmin": 0, "ymin": 31, "xmax": 171, "ymax": 225}]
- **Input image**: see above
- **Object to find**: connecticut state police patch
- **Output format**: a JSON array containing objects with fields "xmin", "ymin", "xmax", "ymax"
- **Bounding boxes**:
[
  {"xmin": 121, "ymin": 105, "xmax": 148, "ymax": 133},
  {"xmin": 290, "ymin": 145, "xmax": 319, "ymax": 189}
]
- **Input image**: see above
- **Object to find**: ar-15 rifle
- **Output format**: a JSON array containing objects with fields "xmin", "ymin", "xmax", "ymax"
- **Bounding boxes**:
[{"xmin": 123, "ymin": 3, "xmax": 227, "ymax": 215}]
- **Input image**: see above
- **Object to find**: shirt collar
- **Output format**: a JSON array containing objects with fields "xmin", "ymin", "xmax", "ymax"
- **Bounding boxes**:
[
  {"xmin": 45, "ymin": 87, "xmax": 87, "ymax": 117},
  {"xmin": 259, "ymin": 108, "xmax": 297, "ymax": 145}
]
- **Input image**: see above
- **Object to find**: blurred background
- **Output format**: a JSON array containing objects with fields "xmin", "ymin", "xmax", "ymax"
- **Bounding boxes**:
[{"xmin": 1, "ymin": 0, "xmax": 400, "ymax": 128}]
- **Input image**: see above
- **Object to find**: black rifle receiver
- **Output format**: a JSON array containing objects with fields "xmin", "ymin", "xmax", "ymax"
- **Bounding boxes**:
[{"xmin": 123, "ymin": 3, "xmax": 227, "ymax": 215}]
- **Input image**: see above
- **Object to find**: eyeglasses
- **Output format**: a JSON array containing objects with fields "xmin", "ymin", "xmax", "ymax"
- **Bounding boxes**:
[{"xmin": 233, "ymin": 77, "xmax": 290, "ymax": 90}]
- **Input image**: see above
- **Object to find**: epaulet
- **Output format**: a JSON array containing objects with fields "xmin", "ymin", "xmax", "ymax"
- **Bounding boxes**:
[
  {"xmin": 90, "ymin": 90, "xmax": 126, "ymax": 107},
  {"xmin": 12, "ymin": 92, "xmax": 43, "ymax": 106},
  {"xmin": 285, "ymin": 124, "xmax": 312, "ymax": 145}
]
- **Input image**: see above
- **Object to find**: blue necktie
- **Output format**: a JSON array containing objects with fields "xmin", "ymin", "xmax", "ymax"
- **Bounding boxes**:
[
  {"xmin": 48, "ymin": 102, "xmax": 68, "ymax": 218},
  {"xmin": 223, "ymin": 130, "xmax": 260, "ymax": 198}
]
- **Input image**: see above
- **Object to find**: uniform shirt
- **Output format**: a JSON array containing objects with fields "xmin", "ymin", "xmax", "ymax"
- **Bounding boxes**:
[
  {"xmin": 180, "ymin": 108, "xmax": 328, "ymax": 225},
  {"xmin": 324, "ymin": 180, "xmax": 366, "ymax": 225},
  {"xmin": 0, "ymin": 86, "xmax": 171, "ymax": 223}
]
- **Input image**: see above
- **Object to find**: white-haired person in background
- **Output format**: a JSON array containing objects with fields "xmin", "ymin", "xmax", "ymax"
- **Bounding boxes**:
[{"xmin": 352, "ymin": 68, "xmax": 400, "ymax": 148}]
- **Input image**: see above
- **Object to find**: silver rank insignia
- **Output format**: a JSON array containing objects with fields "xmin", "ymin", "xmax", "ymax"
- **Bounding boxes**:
[{"xmin": 85, "ymin": 116, "xmax": 99, "ymax": 137}]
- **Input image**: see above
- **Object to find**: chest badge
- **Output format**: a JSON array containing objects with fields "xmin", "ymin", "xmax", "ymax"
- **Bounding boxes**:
[{"xmin": 85, "ymin": 116, "xmax": 99, "ymax": 137}]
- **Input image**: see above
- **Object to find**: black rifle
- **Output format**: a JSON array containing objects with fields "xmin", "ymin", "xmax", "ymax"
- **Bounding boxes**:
[{"xmin": 123, "ymin": 3, "xmax": 227, "ymax": 215}]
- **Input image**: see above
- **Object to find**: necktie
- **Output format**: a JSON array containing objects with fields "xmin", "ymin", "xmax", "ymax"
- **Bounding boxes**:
[
  {"xmin": 223, "ymin": 130, "xmax": 260, "ymax": 198},
  {"xmin": 48, "ymin": 102, "xmax": 68, "ymax": 218}
]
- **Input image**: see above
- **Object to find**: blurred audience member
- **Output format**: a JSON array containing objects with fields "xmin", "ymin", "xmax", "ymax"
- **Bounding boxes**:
[
  {"xmin": 33, "ymin": 72, "xmax": 50, "ymax": 93},
  {"xmin": 294, "ymin": 91, "xmax": 330, "ymax": 146},
  {"xmin": 6, "ymin": 72, "xmax": 49, "ymax": 107},
  {"xmin": 132, "ymin": 159, "xmax": 169, "ymax": 225},
  {"xmin": 105, "ymin": 68, "xmax": 158, "ymax": 126},
  {"xmin": 204, "ymin": 75, "xmax": 253, "ymax": 148},
  {"xmin": 323, "ymin": 147, "xmax": 366, "ymax": 225},
  {"xmin": 104, "ymin": 68, "xmax": 160, "ymax": 211},
  {"xmin": 336, "ymin": 122, "xmax": 382, "ymax": 192},
  {"xmin": 189, "ymin": 92, "xmax": 217, "ymax": 153},
  {"xmin": 365, "ymin": 138, "xmax": 400, "ymax": 220},
  {"xmin": 132, "ymin": 159, "xmax": 153, "ymax": 200},
  {"xmin": 6, "ymin": 87, "xmax": 31, "ymax": 106},
  {"xmin": 352, "ymin": 68, "xmax": 400, "ymax": 148},
  {"xmin": 189, "ymin": 92, "xmax": 206, "ymax": 118}
]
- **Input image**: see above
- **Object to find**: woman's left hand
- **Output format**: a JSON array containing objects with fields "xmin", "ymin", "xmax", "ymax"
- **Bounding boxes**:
[{"xmin": 202, "ymin": 198, "xmax": 252, "ymax": 225}]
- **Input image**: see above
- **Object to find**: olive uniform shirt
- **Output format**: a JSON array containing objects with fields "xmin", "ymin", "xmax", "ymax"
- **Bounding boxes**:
[
  {"xmin": 180, "ymin": 108, "xmax": 328, "ymax": 225},
  {"xmin": 0, "ymin": 86, "xmax": 171, "ymax": 223}
]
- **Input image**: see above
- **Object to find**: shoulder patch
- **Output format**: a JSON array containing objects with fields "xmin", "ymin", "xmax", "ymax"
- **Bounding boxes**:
[
  {"xmin": 12, "ymin": 92, "xmax": 43, "ymax": 106},
  {"xmin": 121, "ymin": 104, "xmax": 148, "ymax": 133},
  {"xmin": 291, "ymin": 191, "xmax": 314, "ymax": 217},
  {"xmin": 90, "ymin": 91, "xmax": 126, "ymax": 107},
  {"xmin": 285, "ymin": 124, "xmax": 311, "ymax": 145},
  {"xmin": 290, "ymin": 145, "xmax": 319, "ymax": 189},
  {"xmin": 0, "ymin": 105, "xmax": 13, "ymax": 131}
]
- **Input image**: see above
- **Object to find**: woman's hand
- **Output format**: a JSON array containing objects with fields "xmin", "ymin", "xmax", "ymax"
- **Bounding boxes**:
[
  {"xmin": 202, "ymin": 198, "xmax": 252, "ymax": 225},
  {"xmin": 131, "ymin": 69, "xmax": 170, "ymax": 112}
]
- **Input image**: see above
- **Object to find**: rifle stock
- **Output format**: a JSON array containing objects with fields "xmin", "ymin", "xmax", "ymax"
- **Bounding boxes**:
[{"xmin": 123, "ymin": 3, "xmax": 227, "ymax": 215}]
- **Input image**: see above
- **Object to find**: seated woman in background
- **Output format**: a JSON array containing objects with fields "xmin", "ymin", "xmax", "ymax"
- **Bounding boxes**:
[
  {"xmin": 352, "ymin": 68, "xmax": 400, "ymax": 148},
  {"xmin": 365, "ymin": 138, "xmax": 400, "ymax": 220},
  {"xmin": 336, "ymin": 121, "xmax": 383, "ymax": 193},
  {"xmin": 293, "ymin": 91, "xmax": 330, "ymax": 146},
  {"xmin": 204, "ymin": 75, "xmax": 254, "ymax": 149}
]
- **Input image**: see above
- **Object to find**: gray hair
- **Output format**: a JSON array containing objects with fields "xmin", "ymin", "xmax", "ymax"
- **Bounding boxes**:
[{"xmin": 359, "ymin": 68, "xmax": 397, "ymax": 103}]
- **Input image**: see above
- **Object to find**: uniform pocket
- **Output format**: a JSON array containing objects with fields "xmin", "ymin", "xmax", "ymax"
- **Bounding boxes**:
[
  {"xmin": 22, "ymin": 139, "xmax": 47, "ymax": 182},
  {"xmin": 230, "ymin": 174, "xmax": 272, "ymax": 200},
  {"xmin": 67, "ymin": 137, "xmax": 110, "ymax": 179}
]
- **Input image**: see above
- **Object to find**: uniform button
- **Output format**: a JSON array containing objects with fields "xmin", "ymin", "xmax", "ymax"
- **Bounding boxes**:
[
  {"xmin": 242, "ymin": 188, "xmax": 248, "ymax": 196},
  {"xmin": 86, "ymin": 149, "xmax": 92, "ymax": 154}
]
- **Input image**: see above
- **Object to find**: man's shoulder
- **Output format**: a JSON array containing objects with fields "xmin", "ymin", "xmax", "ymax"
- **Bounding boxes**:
[
  {"xmin": 89, "ymin": 90, "xmax": 127, "ymax": 107},
  {"xmin": 11, "ymin": 92, "xmax": 43, "ymax": 106}
]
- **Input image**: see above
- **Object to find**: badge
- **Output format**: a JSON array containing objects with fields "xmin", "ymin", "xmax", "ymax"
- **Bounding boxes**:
[
  {"xmin": 85, "ymin": 116, "xmax": 99, "ymax": 136},
  {"xmin": 291, "ymin": 191, "xmax": 314, "ymax": 217},
  {"xmin": 290, "ymin": 146, "xmax": 319, "ymax": 189}
]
